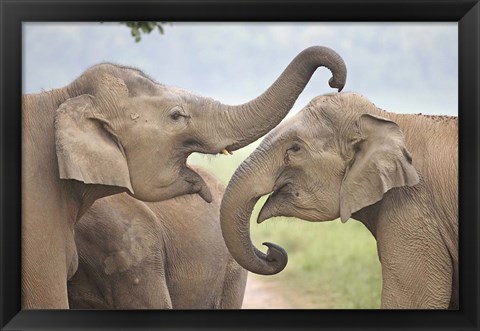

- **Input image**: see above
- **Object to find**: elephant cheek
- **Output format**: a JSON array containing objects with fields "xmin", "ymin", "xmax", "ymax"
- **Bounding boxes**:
[
  {"xmin": 129, "ymin": 176, "xmax": 212, "ymax": 203},
  {"xmin": 295, "ymin": 202, "xmax": 340, "ymax": 223},
  {"xmin": 128, "ymin": 180, "xmax": 181, "ymax": 202}
]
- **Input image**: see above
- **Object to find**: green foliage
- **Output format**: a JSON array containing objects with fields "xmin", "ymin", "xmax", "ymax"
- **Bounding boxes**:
[
  {"xmin": 188, "ymin": 144, "xmax": 382, "ymax": 309},
  {"xmin": 121, "ymin": 22, "xmax": 169, "ymax": 42},
  {"xmin": 250, "ymin": 218, "xmax": 382, "ymax": 308}
]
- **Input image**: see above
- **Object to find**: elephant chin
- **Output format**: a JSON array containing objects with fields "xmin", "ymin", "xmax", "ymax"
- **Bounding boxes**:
[
  {"xmin": 180, "ymin": 165, "xmax": 213, "ymax": 203},
  {"xmin": 129, "ymin": 166, "xmax": 213, "ymax": 203},
  {"xmin": 258, "ymin": 192, "xmax": 325, "ymax": 224},
  {"xmin": 186, "ymin": 176, "xmax": 213, "ymax": 203}
]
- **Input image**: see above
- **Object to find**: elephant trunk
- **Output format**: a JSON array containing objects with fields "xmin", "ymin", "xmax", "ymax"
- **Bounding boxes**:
[
  {"xmin": 215, "ymin": 46, "xmax": 346, "ymax": 151},
  {"xmin": 220, "ymin": 145, "xmax": 287, "ymax": 275}
]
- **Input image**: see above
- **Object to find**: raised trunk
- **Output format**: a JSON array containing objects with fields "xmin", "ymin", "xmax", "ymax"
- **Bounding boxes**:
[
  {"xmin": 220, "ymin": 146, "xmax": 287, "ymax": 275},
  {"xmin": 216, "ymin": 46, "xmax": 346, "ymax": 151}
]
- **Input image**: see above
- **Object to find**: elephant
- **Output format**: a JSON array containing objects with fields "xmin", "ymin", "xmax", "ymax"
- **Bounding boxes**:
[
  {"xmin": 68, "ymin": 166, "xmax": 247, "ymax": 309},
  {"xmin": 22, "ymin": 46, "xmax": 346, "ymax": 308},
  {"xmin": 220, "ymin": 92, "xmax": 458, "ymax": 309}
]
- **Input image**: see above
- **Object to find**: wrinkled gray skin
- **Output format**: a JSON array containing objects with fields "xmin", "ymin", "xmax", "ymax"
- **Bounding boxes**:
[
  {"xmin": 68, "ymin": 167, "xmax": 246, "ymax": 309},
  {"xmin": 22, "ymin": 46, "xmax": 346, "ymax": 308},
  {"xmin": 221, "ymin": 92, "xmax": 458, "ymax": 309}
]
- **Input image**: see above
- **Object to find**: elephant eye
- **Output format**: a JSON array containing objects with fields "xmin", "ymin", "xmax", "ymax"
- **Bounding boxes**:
[
  {"xmin": 170, "ymin": 110, "xmax": 183, "ymax": 121},
  {"xmin": 289, "ymin": 143, "xmax": 301, "ymax": 152},
  {"xmin": 284, "ymin": 143, "xmax": 301, "ymax": 164}
]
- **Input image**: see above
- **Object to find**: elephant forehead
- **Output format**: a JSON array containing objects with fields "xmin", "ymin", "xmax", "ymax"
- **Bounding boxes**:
[
  {"xmin": 273, "ymin": 110, "xmax": 339, "ymax": 152},
  {"xmin": 273, "ymin": 117, "xmax": 328, "ymax": 143},
  {"xmin": 263, "ymin": 118, "xmax": 301, "ymax": 144},
  {"xmin": 99, "ymin": 73, "xmax": 129, "ymax": 96},
  {"xmin": 156, "ymin": 86, "xmax": 214, "ymax": 111},
  {"xmin": 165, "ymin": 86, "xmax": 203, "ymax": 103}
]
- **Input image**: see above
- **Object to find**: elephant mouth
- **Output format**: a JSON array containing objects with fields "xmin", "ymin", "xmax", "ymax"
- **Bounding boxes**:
[
  {"xmin": 220, "ymin": 148, "xmax": 233, "ymax": 156},
  {"xmin": 256, "ymin": 184, "xmax": 290, "ymax": 224},
  {"xmin": 258, "ymin": 187, "xmax": 330, "ymax": 224},
  {"xmin": 180, "ymin": 137, "xmax": 234, "ymax": 157},
  {"xmin": 257, "ymin": 183, "xmax": 318, "ymax": 224}
]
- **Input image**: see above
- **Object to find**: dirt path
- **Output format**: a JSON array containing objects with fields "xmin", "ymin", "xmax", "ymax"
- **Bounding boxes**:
[{"xmin": 242, "ymin": 274, "xmax": 295, "ymax": 309}]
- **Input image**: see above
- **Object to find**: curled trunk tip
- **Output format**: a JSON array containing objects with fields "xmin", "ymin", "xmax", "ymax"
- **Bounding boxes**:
[
  {"xmin": 262, "ymin": 242, "xmax": 288, "ymax": 271},
  {"xmin": 215, "ymin": 45, "xmax": 347, "ymax": 150},
  {"xmin": 220, "ymin": 149, "xmax": 289, "ymax": 275}
]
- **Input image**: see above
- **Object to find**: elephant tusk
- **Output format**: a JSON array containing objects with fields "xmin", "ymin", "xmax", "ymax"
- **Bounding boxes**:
[{"xmin": 221, "ymin": 149, "xmax": 232, "ymax": 156}]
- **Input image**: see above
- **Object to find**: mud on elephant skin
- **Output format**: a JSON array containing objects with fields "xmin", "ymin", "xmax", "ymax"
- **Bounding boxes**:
[
  {"xmin": 221, "ymin": 92, "xmax": 458, "ymax": 309},
  {"xmin": 68, "ymin": 167, "xmax": 247, "ymax": 309},
  {"xmin": 22, "ymin": 46, "xmax": 346, "ymax": 308}
]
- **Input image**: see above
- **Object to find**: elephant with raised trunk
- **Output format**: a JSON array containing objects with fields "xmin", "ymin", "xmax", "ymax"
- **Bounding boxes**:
[
  {"xmin": 221, "ymin": 92, "xmax": 457, "ymax": 309},
  {"xmin": 22, "ymin": 46, "xmax": 346, "ymax": 308},
  {"xmin": 68, "ymin": 167, "xmax": 246, "ymax": 309}
]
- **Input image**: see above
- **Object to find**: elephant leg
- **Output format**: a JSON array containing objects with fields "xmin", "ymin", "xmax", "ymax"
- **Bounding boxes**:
[
  {"xmin": 216, "ymin": 259, "xmax": 248, "ymax": 309},
  {"xmin": 109, "ymin": 266, "xmax": 173, "ymax": 309},
  {"xmin": 70, "ymin": 262, "xmax": 173, "ymax": 309},
  {"xmin": 22, "ymin": 267, "xmax": 69, "ymax": 309},
  {"xmin": 70, "ymin": 250, "xmax": 173, "ymax": 309},
  {"xmin": 378, "ymin": 240, "xmax": 452, "ymax": 308},
  {"xmin": 377, "ymin": 213, "xmax": 455, "ymax": 309},
  {"xmin": 68, "ymin": 263, "xmax": 110, "ymax": 309},
  {"xmin": 22, "ymin": 219, "xmax": 74, "ymax": 309},
  {"xmin": 381, "ymin": 264, "xmax": 452, "ymax": 309}
]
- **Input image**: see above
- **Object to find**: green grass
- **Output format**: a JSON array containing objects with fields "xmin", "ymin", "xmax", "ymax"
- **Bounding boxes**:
[
  {"xmin": 188, "ymin": 144, "xmax": 382, "ymax": 309},
  {"xmin": 249, "ymin": 216, "xmax": 382, "ymax": 308}
]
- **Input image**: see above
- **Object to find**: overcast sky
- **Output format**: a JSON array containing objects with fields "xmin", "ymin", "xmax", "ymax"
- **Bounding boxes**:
[{"xmin": 23, "ymin": 22, "xmax": 457, "ymax": 116}]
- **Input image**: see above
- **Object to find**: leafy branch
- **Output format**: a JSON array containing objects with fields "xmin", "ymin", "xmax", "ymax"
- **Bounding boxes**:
[{"xmin": 120, "ymin": 22, "xmax": 170, "ymax": 42}]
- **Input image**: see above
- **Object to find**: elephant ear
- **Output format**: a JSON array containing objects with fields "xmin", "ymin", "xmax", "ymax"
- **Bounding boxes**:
[
  {"xmin": 339, "ymin": 114, "xmax": 419, "ymax": 222},
  {"xmin": 54, "ymin": 94, "xmax": 134, "ymax": 193}
]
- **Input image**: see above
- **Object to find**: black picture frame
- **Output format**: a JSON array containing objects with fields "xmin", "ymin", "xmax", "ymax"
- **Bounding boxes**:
[{"xmin": 1, "ymin": 0, "xmax": 479, "ymax": 330}]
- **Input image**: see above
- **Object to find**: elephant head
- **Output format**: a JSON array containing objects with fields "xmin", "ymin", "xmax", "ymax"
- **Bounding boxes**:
[
  {"xmin": 220, "ymin": 92, "xmax": 420, "ymax": 275},
  {"xmin": 54, "ymin": 46, "xmax": 346, "ymax": 203}
]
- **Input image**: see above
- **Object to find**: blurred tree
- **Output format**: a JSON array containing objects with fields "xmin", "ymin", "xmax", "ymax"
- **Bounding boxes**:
[{"xmin": 120, "ymin": 22, "xmax": 170, "ymax": 42}]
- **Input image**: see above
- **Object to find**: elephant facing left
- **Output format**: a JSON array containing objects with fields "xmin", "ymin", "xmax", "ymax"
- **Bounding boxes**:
[
  {"xmin": 22, "ymin": 46, "xmax": 347, "ymax": 308},
  {"xmin": 220, "ymin": 92, "xmax": 457, "ymax": 309},
  {"xmin": 68, "ymin": 166, "xmax": 247, "ymax": 309}
]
